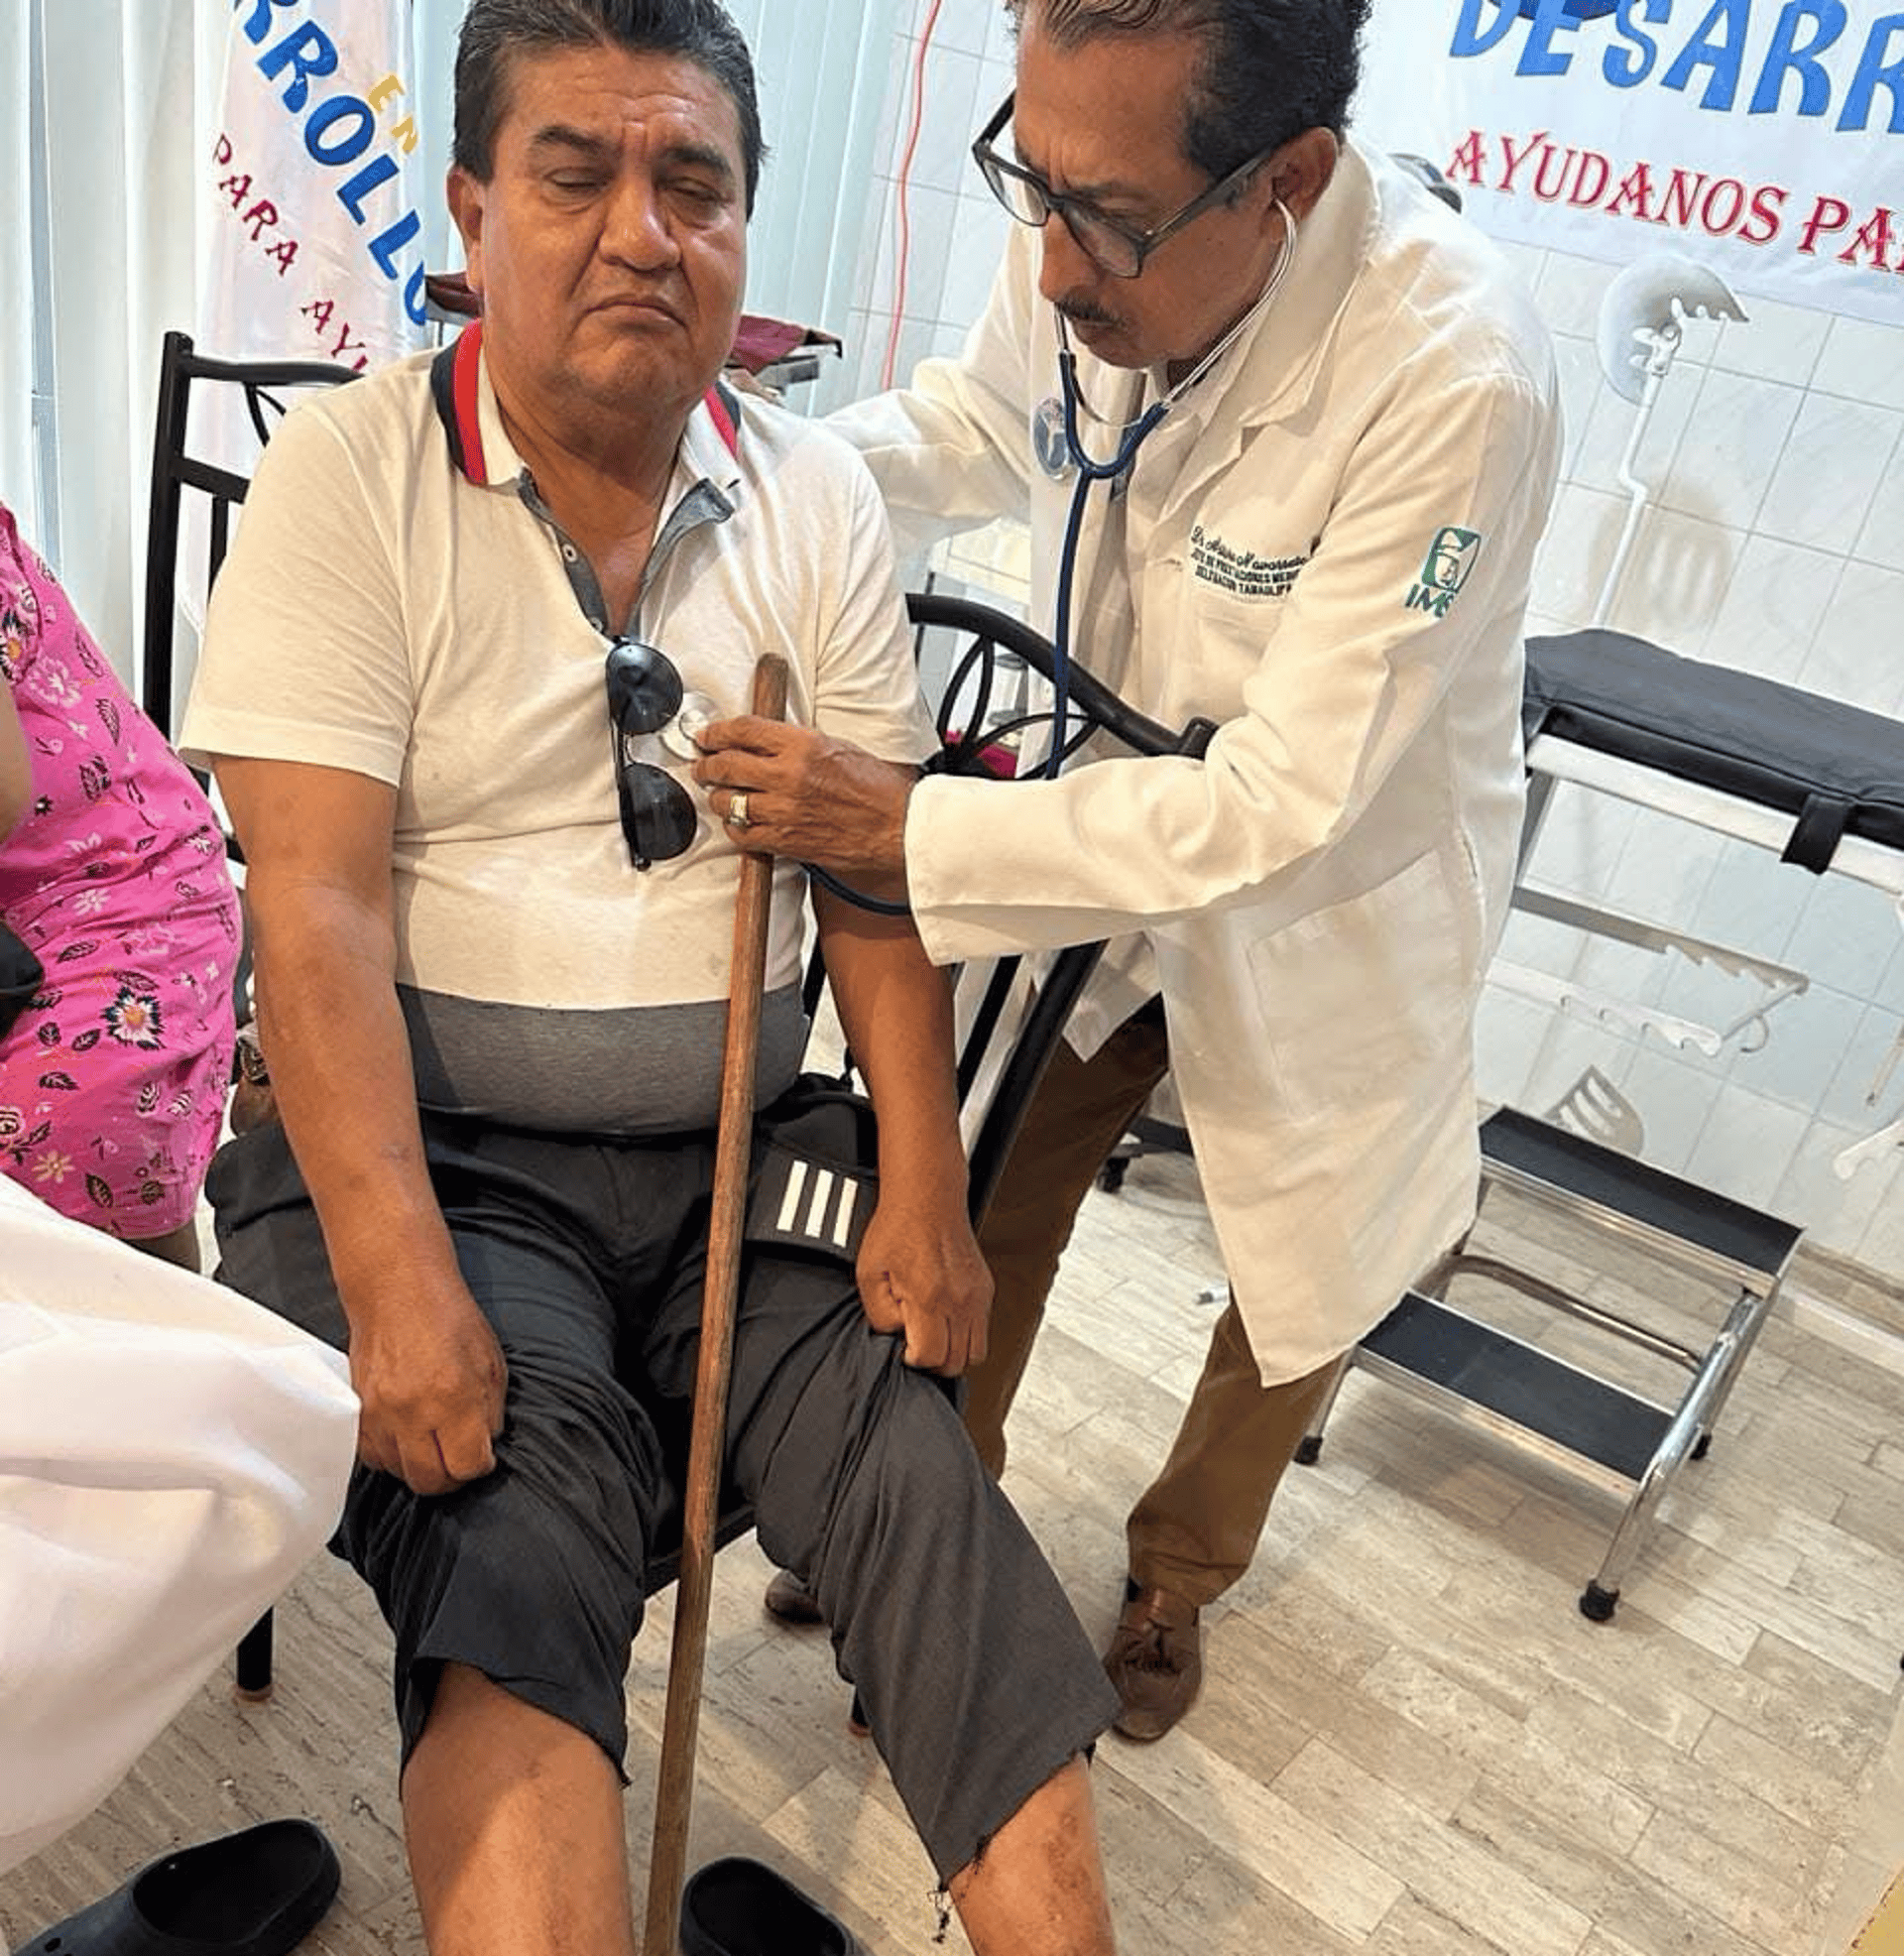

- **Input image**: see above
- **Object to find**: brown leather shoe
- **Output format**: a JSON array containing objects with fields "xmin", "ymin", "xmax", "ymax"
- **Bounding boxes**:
[
  {"xmin": 763, "ymin": 1567, "xmax": 825, "ymax": 1627},
  {"xmin": 1102, "ymin": 1581, "xmax": 1202, "ymax": 1741}
]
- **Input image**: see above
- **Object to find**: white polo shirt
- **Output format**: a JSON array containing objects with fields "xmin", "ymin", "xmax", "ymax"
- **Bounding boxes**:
[{"xmin": 183, "ymin": 333, "xmax": 936, "ymax": 1134}]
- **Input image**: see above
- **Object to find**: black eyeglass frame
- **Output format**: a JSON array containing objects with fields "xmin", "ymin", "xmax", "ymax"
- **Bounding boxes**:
[
  {"xmin": 604, "ymin": 637, "xmax": 700, "ymax": 872},
  {"xmin": 971, "ymin": 91, "xmax": 1279, "ymax": 280}
]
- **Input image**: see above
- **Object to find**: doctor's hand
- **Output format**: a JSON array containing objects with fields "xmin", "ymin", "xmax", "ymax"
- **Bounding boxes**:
[
  {"xmin": 694, "ymin": 720, "xmax": 913, "ymax": 881},
  {"xmin": 856, "ymin": 1193, "xmax": 993, "ymax": 1377}
]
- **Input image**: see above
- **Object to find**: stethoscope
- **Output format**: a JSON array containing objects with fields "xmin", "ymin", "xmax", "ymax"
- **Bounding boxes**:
[{"xmin": 1040, "ymin": 200, "xmax": 1299, "ymax": 779}]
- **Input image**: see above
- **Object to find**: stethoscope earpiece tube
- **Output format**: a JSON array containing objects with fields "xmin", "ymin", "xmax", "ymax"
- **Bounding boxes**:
[
  {"xmin": 1044, "ymin": 199, "xmax": 1298, "ymax": 784},
  {"xmin": 1050, "ymin": 350, "xmax": 1170, "ymax": 778}
]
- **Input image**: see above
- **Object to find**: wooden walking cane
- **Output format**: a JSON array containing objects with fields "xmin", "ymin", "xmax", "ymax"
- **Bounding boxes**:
[{"xmin": 644, "ymin": 653, "xmax": 789, "ymax": 1956}]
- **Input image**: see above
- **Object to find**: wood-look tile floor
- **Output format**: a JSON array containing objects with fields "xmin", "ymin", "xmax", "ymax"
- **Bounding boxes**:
[{"xmin": 5, "ymin": 1154, "xmax": 1901, "ymax": 1956}]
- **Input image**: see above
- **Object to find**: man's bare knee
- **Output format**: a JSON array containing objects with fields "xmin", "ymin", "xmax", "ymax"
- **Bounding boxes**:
[{"xmin": 947, "ymin": 1756, "xmax": 1116, "ymax": 1956}]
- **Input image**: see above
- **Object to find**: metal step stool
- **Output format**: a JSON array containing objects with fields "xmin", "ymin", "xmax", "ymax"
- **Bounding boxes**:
[{"xmin": 1295, "ymin": 1104, "xmax": 1802, "ymax": 1622}]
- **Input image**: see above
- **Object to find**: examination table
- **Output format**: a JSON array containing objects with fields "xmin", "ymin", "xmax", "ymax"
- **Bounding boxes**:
[{"xmin": 1298, "ymin": 627, "xmax": 1904, "ymax": 1622}]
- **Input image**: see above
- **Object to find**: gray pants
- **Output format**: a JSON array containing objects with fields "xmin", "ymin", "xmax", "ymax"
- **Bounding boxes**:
[{"xmin": 207, "ymin": 1087, "xmax": 1116, "ymax": 1881}]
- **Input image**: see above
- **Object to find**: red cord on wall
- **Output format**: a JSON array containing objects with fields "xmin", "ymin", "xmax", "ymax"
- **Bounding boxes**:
[{"xmin": 881, "ymin": 0, "xmax": 946, "ymax": 392}]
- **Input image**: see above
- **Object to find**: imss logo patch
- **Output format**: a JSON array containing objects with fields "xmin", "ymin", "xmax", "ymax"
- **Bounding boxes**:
[{"xmin": 1404, "ymin": 527, "xmax": 1485, "ymax": 618}]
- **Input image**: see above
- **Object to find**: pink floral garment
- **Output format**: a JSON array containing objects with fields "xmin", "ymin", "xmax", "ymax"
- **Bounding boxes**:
[{"xmin": 0, "ymin": 503, "xmax": 239, "ymax": 1237}]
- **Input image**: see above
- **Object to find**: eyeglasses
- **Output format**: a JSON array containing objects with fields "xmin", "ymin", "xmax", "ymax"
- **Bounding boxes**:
[
  {"xmin": 972, "ymin": 92, "xmax": 1275, "ymax": 280},
  {"xmin": 605, "ymin": 638, "xmax": 699, "ymax": 870}
]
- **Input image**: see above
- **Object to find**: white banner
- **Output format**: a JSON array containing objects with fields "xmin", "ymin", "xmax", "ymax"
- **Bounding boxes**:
[
  {"xmin": 1358, "ymin": 0, "xmax": 1904, "ymax": 324},
  {"xmin": 199, "ymin": 0, "xmax": 430, "ymax": 372}
]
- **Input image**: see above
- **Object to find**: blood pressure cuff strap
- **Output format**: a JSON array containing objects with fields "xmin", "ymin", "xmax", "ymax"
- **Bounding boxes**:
[
  {"xmin": 747, "ymin": 1074, "xmax": 880, "ymax": 1266},
  {"xmin": 0, "ymin": 919, "xmax": 44, "ymax": 1041},
  {"xmin": 1522, "ymin": 629, "xmax": 1904, "ymax": 875}
]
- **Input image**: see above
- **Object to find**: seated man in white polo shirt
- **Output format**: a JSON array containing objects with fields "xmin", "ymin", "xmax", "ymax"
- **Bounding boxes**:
[{"xmin": 178, "ymin": 5, "xmax": 1121, "ymax": 1956}]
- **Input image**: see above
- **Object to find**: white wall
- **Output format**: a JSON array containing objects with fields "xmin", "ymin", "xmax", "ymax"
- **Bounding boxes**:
[
  {"xmin": 821, "ymin": 0, "xmax": 1015, "ymax": 413},
  {"xmin": 843, "ymin": 0, "xmax": 1904, "ymax": 1282}
]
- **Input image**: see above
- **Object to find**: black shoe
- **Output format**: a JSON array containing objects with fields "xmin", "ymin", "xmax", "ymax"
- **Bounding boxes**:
[
  {"xmin": 680, "ymin": 1856, "xmax": 863, "ymax": 1956},
  {"xmin": 18, "ymin": 1818, "xmax": 341, "ymax": 1956}
]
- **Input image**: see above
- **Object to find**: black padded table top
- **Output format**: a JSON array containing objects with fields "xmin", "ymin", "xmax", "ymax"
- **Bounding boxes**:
[{"xmin": 1523, "ymin": 630, "xmax": 1904, "ymax": 874}]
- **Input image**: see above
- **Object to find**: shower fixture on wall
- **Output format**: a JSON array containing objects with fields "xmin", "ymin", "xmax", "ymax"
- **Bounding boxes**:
[{"xmin": 1591, "ymin": 253, "xmax": 1748, "ymax": 628}]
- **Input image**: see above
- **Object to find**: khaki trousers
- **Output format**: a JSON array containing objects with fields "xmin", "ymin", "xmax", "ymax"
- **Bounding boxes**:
[{"xmin": 968, "ymin": 1004, "xmax": 1339, "ymax": 1609}]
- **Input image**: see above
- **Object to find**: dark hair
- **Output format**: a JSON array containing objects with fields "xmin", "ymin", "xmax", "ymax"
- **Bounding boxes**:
[
  {"xmin": 1008, "ymin": 0, "xmax": 1370, "ymax": 179},
  {"xmin": 454, "ymin": 0, "xmax": 767, "ymax": 214}
]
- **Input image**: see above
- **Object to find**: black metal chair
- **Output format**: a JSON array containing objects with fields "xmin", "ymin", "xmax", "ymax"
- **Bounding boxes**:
[
  {"xmin": 902, "ymin": 589, "xmax": 1215, "ymax": 1211},
  {"xmin": 141, "ymin": 330, "xmax": 361, "ymax": 742},
  {"xmin": 143, "ymin": 331, "xmax": 359, "ymax": 1694}
]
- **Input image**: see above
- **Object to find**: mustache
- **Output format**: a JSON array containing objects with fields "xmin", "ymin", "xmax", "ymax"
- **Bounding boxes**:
[{"xmin": 1056, "ymin": 295, "xmax": 1121, "ymax": 331}]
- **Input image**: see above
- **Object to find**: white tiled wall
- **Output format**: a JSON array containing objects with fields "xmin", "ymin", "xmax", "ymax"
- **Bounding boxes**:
[
  {"xmin": 815, "ymin": 0, "xmax": 1017, "ymax": 421},
  {"xmin": 818, "ymin": 0, "xmax": 1031, "ymax": 601},
  {"xmin": 837, "ymin": 1, "xmax": 1904, "ymax": 1282}
]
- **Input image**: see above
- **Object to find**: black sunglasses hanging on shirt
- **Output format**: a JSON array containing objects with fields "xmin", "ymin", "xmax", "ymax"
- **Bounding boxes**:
[{"xmin": 604, "ymin": 638, "xmax": 701, "ymax": 870}]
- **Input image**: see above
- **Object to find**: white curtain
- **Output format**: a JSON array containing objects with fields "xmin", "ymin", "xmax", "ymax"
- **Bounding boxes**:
[
  {"xmin": 729, "ymin": 0, "xmax": 907, "ymax": 346},
  {"xmin": 7, "ymin": 0, "xmax": 229, "ymax": 683},
  {"xmin": 0, "ymin": 1, "xmax": 39, "ymax": 543}
]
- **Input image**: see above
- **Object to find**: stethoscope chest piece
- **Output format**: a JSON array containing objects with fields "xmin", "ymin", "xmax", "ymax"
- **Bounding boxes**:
[{"xmin": 660, "ymin": 690, "xmax": 720, "ymax": 761}]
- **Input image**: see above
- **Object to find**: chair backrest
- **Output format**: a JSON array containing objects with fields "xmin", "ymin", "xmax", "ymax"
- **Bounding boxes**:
[{"xmin": 142, "ymin": 329, "xmax": 359, "ymax": 739}]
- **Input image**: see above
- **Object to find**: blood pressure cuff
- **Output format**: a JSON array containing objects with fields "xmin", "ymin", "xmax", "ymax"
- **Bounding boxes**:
[
  {"xmin": 0, "ymin": 918, "xmax": 44, "ymax": 1041},
  {"xmin": 1522, "ymin": 629, "xmax": 1904, "ymax": 875},
  {"xmin": 748, "ymin": 1074, "xmax": 880, "ymax": 1266}
]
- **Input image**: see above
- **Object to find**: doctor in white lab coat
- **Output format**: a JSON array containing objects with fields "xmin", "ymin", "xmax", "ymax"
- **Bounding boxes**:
[{"xmin": 699, "ymin": 0, "xmax": 1561, "ymax": 1739}]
